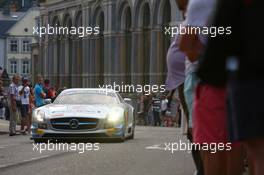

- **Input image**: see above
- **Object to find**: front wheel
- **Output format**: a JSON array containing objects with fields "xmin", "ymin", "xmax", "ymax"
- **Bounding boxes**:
[
  {"xmin": 128, "ymin": 128, "xmax": 134, "ymax": 140},
  {"xmin": 129, "ymin": 115, "xmax": 136, "ymax": 139},
  {"xmin": 128, "ymin": 121, "xmax": 135, "ymax": 140}
]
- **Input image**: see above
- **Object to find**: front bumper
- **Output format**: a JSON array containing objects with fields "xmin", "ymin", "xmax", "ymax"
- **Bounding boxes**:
[{"xmin": 31, "ymin": 123, "xmax": 125, "ymax": 140}]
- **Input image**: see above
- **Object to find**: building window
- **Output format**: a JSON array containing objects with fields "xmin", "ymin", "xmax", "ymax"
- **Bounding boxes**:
[
  {"xmin": 10, "ymin": 60, "xmax": 17, "ymax": 74},
  {"xmin": 22, "ymin": 60, "xmax": 30, "ymax": 74},
  {"xmin": 22, "ymin": 40, "xmax": 31, "ymax": 52},
  {"xmin": 9, "ymin": 40, "xmax": 18, "ymax": 52}
]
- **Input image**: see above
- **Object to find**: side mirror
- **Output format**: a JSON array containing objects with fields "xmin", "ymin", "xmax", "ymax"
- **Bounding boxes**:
[{"xmin": 44, "ymin": 99, "xmax": 52, "ymax": 104}]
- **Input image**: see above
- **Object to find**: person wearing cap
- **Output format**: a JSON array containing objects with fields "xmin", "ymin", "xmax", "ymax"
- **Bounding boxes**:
[{"xmin": 19, "ymin": 77, "xmax": 31, "ymax": 134}]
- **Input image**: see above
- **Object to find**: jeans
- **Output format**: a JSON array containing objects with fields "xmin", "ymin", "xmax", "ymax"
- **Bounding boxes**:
[{"xmin": 153, "ymin": 111, "xmax": 161, "ymax": 126}]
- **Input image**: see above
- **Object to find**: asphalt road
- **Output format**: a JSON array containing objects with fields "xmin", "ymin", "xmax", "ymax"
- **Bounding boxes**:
[{"xmin": 0, "ymin": 126, "xmax": 195, "ymax": 175}]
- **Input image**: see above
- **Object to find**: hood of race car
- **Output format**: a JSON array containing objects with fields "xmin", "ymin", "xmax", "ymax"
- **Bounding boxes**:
[{"xmin": 38, "ymin": 104, "xmax": 119, "ymax": 119}]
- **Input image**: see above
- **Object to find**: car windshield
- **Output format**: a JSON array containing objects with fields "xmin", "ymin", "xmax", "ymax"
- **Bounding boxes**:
[{"xmin": 53, "ymin": 91, "xmax": 119, "ymax": 105}]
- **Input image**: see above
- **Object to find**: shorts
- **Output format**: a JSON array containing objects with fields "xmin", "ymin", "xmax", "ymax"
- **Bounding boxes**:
[
  {"xmin": 161, "ymin": 110, "xmax": 166, "ymax": 116},
  {"xmin": 227, "ymin": 79, "xmax": 264, "ymax": 141},
  {"xmin": 21, "ymin": 104, "xmax": 29, "ymax": 118},
  {"xmin": 193, "ymin": 83, "xmax": 228, "ymax": 144}
]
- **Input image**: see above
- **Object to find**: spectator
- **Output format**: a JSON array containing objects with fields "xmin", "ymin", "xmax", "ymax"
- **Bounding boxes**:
[
  {"xmin": 196, "ymin": 1, "xmax": 264, "ymax": 174},
  {"xmin": 48, "ymin": 87, "xmax": 57, "ymax": 102},
  {"xmin": 152, "ymin": 94, "xmax": 161, "ymax": 126},
  {"xmin": 147, "ymin": 101, "xmax": 154, "ymax": 126},
  {"xmin": 166, "ymin": 0, "xmax": 204, "ymax": 174},
  {"xmin": 43, "ymin": 79, "xmax": 50, "ymax": 98},
  {"xmin": 179, "ymin": 0, "xmax": 243, "ymax": 174},
  {"xmin": 140, "ymin": 94, "xmax": 151, "ymax": 126},
  {"xmin": 18, "ymin": 78, "xmax": 30, "ymax": 134},
  {"xmin": 0, "ymin": 80, "xmax": 6, "ymax": 119},
  {"xmin": 171, "ymin": 95, "xmax": 181, "ymax": 127},
  {"xmin": 8, "ymin": 74, "xmax": 20, "ymax": 136},
  {"xmin": 160, "ymin": 95, "xmax": 168, "ymax": 126},
  {"xmin": 28, "ymin": 83, "xmax": 35, "ymax": 131},
  {"xmin": 34, "ymin": 75, "xmax": 46, "ymax": 107},
  {"xmin": 138, "ymin": 94, "xmax": 147, "ymax": 125},
  {"xmin": 43, "ymin": 79, "xmax": 57, "ymax": 102}
]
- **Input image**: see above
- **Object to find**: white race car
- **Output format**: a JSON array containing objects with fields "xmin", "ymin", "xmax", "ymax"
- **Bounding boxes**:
[{"xmin": 31, "ymin": 88, "xmax": 135, "ymax": 142}]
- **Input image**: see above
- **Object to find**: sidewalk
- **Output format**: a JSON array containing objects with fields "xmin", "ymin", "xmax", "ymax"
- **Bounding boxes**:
[
  {"xmin": 0, "ymin": 119, "xmax": 20, "ymax": 135},
  {"xmin": 0, "ymin": 119, "xmax": 10, "ymax": 134}
]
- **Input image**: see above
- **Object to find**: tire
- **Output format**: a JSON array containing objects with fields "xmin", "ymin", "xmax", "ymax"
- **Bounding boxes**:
[
  {"xmin": 129, "ymin": 115, "xmax": 136, "ymax": 140},
  {"xmin": 128, "ymin": 128, "xmax": 134, "ymax": 140},
  {"xmin": 131, "ymin": 126, "xmax": 135, "ymax": 139},
  {"xmin": 128, "ymin": 124, "xmax": 135, "ymax": 140}
]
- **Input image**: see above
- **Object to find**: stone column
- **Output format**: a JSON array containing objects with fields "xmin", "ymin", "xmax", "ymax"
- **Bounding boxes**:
[
  {"xmin": 91, "ymin": 37, "xmax": 97, "ymax": 88},
  {"xmin": 41, "ymin": 13, "xmax": 49, "ymax": 77},
  {"xmin": 131, "ymin": 29, "xmax": 142, "ymax": 86},
  {"xmin": 116, "ymin": 31, "xmax": 125, "ymax": 85},
  {"xmin": 149, "ymin": 28, "xmax": 160, "ymax": 86},
  {"xmin": 81, "ymin": 1, "xmax": 94, "ymax": 88},
  {"xmin": 65, "ymin": 36, "xmax": 70, "ymax": 87},
  {"xmin": 102, "ymin": 0, "xmax": 116, "ymax": 86},
  {"xmin": 71, "ymin": 36, "xmax": 82, "ymax": 88},
  {"xmin": 52, "ymin": 37, "xmax": 59, "ymax": 86},
  {"xmin": 71, "ymin": 37, "xmax": 77, "ymax": 87},
  {"xmin": 47, "ymin": 37, "xmax": 53, "ymax": 81},
  {"xmin": 150, "ymin": 26, "xmax": 169, "ymax": 85},
  {"xmin": 59, "ymin": 36, "xmax": 66, "ymax": 87},
  {"xmin": 43, "ymin": 41, "xmax": 48, "ymax": 77}
]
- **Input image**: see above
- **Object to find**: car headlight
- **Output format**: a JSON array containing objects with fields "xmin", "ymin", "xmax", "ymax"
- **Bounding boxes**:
[
  {"xmin": 33, "ymin": 110, "xmax": 45, "ymax": 122},
  {"xmin": 107, "ymin": 107, "xmax": 124, "ymax": 123}
]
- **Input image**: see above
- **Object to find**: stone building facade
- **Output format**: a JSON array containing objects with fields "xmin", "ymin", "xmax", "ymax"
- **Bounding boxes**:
[{"xmin": 38, "ymin": 0, "xmax": 183, "ymax": 89}]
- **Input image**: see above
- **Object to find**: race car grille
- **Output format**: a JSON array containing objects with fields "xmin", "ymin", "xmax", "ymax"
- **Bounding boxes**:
[{"xmin": 50, "ymin": 118, "xmax": 99, "ymax": 130}]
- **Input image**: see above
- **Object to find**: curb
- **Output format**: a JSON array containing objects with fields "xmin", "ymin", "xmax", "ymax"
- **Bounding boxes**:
[
  {"xmin": 0, "ymin": 119, "xmax": 9, "ymax": 135},
  {"xmin": 0, "ymin": 131, "xmax": 8, "ymax": 135}
]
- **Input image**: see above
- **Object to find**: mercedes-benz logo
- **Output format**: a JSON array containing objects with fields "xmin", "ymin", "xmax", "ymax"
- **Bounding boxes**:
[{"xmin": 69, "ymin": 119, "xmax": 79, "ymax": 129}]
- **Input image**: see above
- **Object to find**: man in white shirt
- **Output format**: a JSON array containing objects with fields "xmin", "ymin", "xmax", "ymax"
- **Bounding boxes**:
[{"xmin": 19, "ymin": 78, "xmax": 31, "ymax": 134}]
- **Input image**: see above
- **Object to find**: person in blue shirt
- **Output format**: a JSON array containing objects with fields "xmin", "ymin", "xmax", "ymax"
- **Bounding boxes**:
[{"xmin": 34, "ymin": 75, "xmax": 46, "ymax": 107}]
